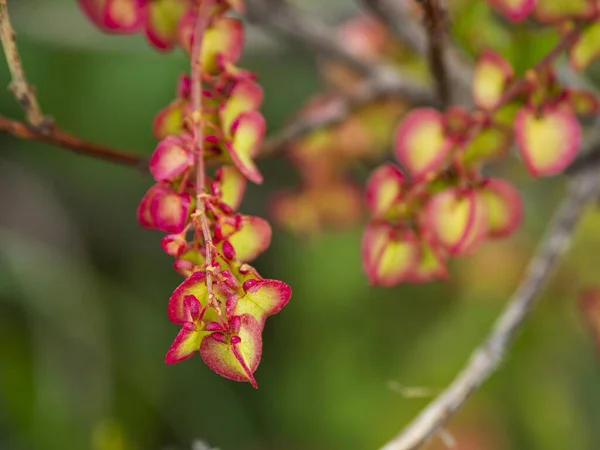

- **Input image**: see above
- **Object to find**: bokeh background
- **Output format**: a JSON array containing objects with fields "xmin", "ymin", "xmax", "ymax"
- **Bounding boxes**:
[{"xmin": 1, "ymin": 1, "xmax": 600, "ymax": 449}]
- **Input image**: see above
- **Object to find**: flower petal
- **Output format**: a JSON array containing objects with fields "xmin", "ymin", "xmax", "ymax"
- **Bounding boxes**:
[
  {"xmin": 488, "ymin": 0, "xmax": 537, "ymax": 22},
  {"xmin": 104, "ymin": 0, "xmax": 143, "ymax": 32},
  {"xmin": 200, "ymin": 314, "xmax": 262, "ymax": 387},
  {"xmin": 235, "ymin": 279, "xmax": 292, "ymax": 324},
  {"xmin": 144, "ymin": 0, "xmax": 189, "ymax": 50},
  {"xmin": 406, "ymin": 238, "xmax": 448, "ymax": 283},
  {"xmin": 473, "ymin": 50, "xmax": 514, "ymax": 110},
  {"xmin": 569, "ymin": 22, "xmax": 600, "ymax": 71},
  {"xmin": 137, "ymin": 185, "xmax": 192, "ymax": 233},
  {"xmin": 228, "ymin": 111, "xmax": 265, "ymax": 184},
  {"xmin": 394, "ymin": 108, "xmax": 451, "ymax": 182},
  {"xmin": 226, "ymin": 215, "xmax": 272, "ymax": 262},
  {"xmin": 215, "ymin": 165, "xmax": 247, "ymax": 211},
  {"xmin": 149, "ymin": 136, "xmax": 193, "ymax": 182},
  {"xmin": 165, "ymin": 322, "xmax": 209, "ymax": 364},
  {"xmin": 153, "ymin": 99, "xmax": 186, "ymax": 140},
  {"xmin": 565, "ymin": 89, "xmax": 600, "ymax": 116},
  {"xmin": 424, "ymin": 188, "xmax": 488, "ymax": 255},
  {"xmin": 220, "ymin": 79, "xmax": 264, "ymax": 134},
  {"xmin": 361, "ymin": 222, "xmax": 420, "ymax": 287},
  {"xmin": 168, "ymin": 271, "xmax": 208, "ymax": 323},
  {"xmin": 515, "ymin": 105, "xmax": 581, "ymax": 177},
  {"xmin": 480, "ymin": 178, "xmax": 523, "ymax": 238},
  {"xmin": 365, "ymin": 163, "xmax": 405, "ymax": 219}
]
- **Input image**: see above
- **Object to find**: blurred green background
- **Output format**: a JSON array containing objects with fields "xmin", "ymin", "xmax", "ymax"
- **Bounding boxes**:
[{"xmin": 1, "ymin": 1, "xmax": 600, "ymax": 449}]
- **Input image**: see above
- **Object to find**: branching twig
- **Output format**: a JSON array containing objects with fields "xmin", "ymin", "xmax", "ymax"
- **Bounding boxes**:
[
  {"xmin": 0, "ymin": 1, "xmax": 145, "ymax": 169},
  {"xmin": 361, "ymin": 0, "xmax": 474, "ymax": 104},
  {"xmin": 420, "ymin": 0, "xmax": 451, "ymax": 107},
  {"xmin": 380, "ymin": 159, "xmax": 600, "ymax": 450},
  {"xmin": 244, "ymin": 0, "xmax": 433, "ymax": 105},
  {"xmin": 0, "ymin": 115, "xmax": 146, "ymax": 168},
  {"xmin": 246, "ymin": 0, "xmax": 435, "ymax": 156},
  {"xmin": 259, "ymin": 75, "xmax": 432, "ymax": 157},
  {"xmin": 0, "ymin": 0, "xmax": 47, "ymax": 129}
]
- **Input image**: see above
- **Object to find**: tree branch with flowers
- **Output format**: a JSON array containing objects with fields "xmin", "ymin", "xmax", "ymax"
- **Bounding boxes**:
[{"xmin": 2, "ymin": 0, "xmax": 600, "ymax": 448}]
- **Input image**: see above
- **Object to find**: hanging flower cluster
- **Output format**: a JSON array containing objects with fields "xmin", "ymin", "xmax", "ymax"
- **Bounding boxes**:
[
  {"xmin": 362, "ymin": 0, "xmax": 600, "ymax": 286},
  {"xmin": 78, "ymin": 0, "xmax": 291, "ymax": 388}
]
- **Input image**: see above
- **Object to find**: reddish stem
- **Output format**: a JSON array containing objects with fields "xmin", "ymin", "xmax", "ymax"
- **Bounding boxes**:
[
  {"xmin": 190, "ymin": 0, "xmax": 223, "ymax": 319},
  {"xmin": 0, "ymin": 115, "xmax": 145, "ymax": 168}
]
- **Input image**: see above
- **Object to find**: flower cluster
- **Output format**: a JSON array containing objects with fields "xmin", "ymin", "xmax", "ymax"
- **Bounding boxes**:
[
  {"xmin": 79, "ymin": 0, "xmax": 291, "ymax": 387},
  {"xmin": 79, "ymin": 0, "xmax": 243, "ymax": 51},
  {"xmin": 362, "ymin": 0, "xmax": 600, "ymax": 286}
]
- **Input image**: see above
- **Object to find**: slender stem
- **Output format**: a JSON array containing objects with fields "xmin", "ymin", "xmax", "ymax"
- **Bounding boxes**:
[
  {"xmin": 0, "ymin": 114, "xmax": 145, "ymax": 168},
  {"xmin": 361, "ymin": 0, "xmax": 474, "ymax": 105},
  {"xmin": 492, "ymin": 22, "xmax": 586, "ymax": 114},
  {"xmin": 380, "ymin": 164, "xmax": 600, "ymax": 450},
  {"xmin": 0, "ymin": 0, "xmax": 46, "ymax": 129},
  {"xmin": 420, "ymin": 0, "xmax": 451, "ymax": 107},
  {"xmin": 190, "ymin": 0, "xmax": 219, "ymax": 311}
]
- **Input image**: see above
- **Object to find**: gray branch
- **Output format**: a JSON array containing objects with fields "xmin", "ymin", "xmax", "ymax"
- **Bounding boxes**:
[
  {"xmin": 361, "ymin": 0, "xmax": 474, "ymax": 105},
  {"xmin": 245, "ymin": 0, "xmax": 435, "ymax": 155},
  {"xmin": 380, "ymin": 158, "xmax": 600, "ymax": 450}
]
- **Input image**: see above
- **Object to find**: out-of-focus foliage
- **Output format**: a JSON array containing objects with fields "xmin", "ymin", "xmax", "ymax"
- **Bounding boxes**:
[{"xmin": 1, "ymin": 1, "xmax": 600, "ymax": 449}]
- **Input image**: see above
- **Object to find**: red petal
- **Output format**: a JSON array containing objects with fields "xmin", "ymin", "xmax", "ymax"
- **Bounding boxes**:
[
  {"xmin": 165, "ymin": 322, "xmax": 207, "ymax": 364},
  {"xmin": 480, "ymin": 178, "xmax": 523, "ymax": 238},
  {"xmin": 488, "ymin": 0, "xmax": 537, "ymax": 22},
  {"xmin": 361, "ymin": 222, "xmax": 420, "ymax": 287},
  {"xmin": 472, "ymin": 50, "xmax": 514, "ymax": 110},
  {"xmin": 200, "ymin": 314, "xmax": 262, "ymax": 387},
  {"xmin": 515, "ymin": 105, "xmax": 582, "ymax": 177},
  {"xmin": 168, "ymin": 271, "xmax": 208, "ymax": 324},
  {"xmin": 227, "ymin": 111, "xmax": 265, "ymax": 184},
  {"xmin": 235, "ymin": 279, "xmax": 291, "ymax": 324},
  {"xmin": 406, "ymin": 237, "xmax": 448, "ymax": 283},
  {"xmin": 214, "ymin": 165, "xmax": 247, "ymax": 211},
  {"xmin": 564, "ymin": 89, "xmax": 600, "ymax": 116},
  {"xmin": 394, "ymin": 108, "xmax": 451, "ymax": 182},
  {"xmin": 220, "ymin": 79, "xmax": 264, "ymax": 134},
  {"xmin": 569, "ymin": 22, "xmax": 600, "ymax": 71},
  {"xmin": 104, "ymin": 0, "xmax": 143, "ymax": 32},
  {"xmin": 152, "ymin": 99, "xmax": 186, "ymax": 140},
  {"xmin": 424, "ymin": 188, "xmax": 488, "ymax": 255},
  {"xmin": 365, "ymin": 163, "xmax": 405, "ymax": 219},
  {"xmin": 149, "ymin": 136, "xmax": 193, "ymax": 182},
  {"xmin": 143, "ymin": 0, "xmax": 189, "ymax": 51},
  {"xmin": 78, "ymin": 0, "xmax": 109, "ymax": 30},
  {"xmin": 226, "ymin": 215, "xmax": 272, "ymax": 262}
]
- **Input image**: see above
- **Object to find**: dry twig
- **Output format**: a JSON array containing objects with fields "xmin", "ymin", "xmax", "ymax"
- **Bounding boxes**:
[
  {"xmin": 361, "ymin": 0, "xmax": 474, "ymax": 104},
  {"xmin": 0, "ymin": 0, "xmax": 47, "ymax": 129},
  {"xmin": 420, "ymin": 0, "xmax": 451, "ymax": 107},
  {"xmin": 245, "ymin": 0, "xmax": 435, "ymax": 155}
]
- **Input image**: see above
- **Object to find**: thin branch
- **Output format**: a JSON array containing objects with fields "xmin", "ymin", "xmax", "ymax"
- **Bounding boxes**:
[
  {"xmin": 420, "ymin": 0, "xmax": 451, "ymax": 107},
  {"xmin": 361, "ymin": 0, "xmax": 474, "ymax": 104},
  {"xmin": 0, "ymin": 0, "xmax": 47, "ymax": 129},
  {"xmin": 0, "ymin": 115, "xmax": 146, "ymax": 168},
  {"xmin": 380, "ymin": 161, "xmax": 600, "ymax": 450},
  {"xmin": 244, "ymin": 0, "xmax": 434, "ymax": 105},
  {"xmin": 258, "ymin": 75, "xmax": 432, "ymax": 157},
  {"xmin": 246, "ymin": 0, "xmax": 435, "ymax": 156}
]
